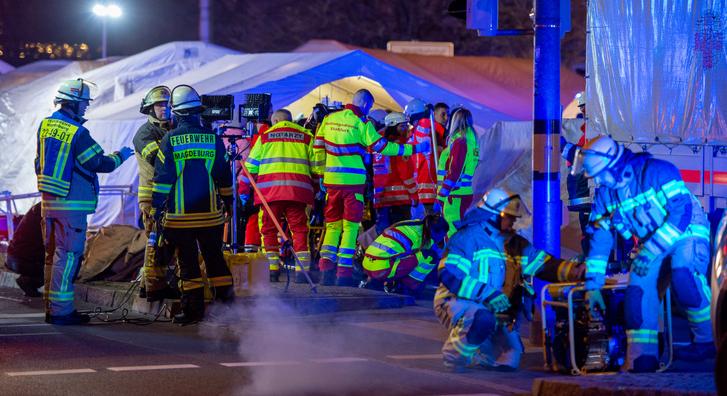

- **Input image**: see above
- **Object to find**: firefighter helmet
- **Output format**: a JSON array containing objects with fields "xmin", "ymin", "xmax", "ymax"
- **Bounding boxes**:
[
  {"xmin": 578, "ymin": 135, "xmax": 623, "ymax": 178},
  {"xmin": 140, "ymin": 85, "xmax": 171, "ymax": 115},
  {"xmin": 480, "ymin": 188, "xmax": 531, "ymax": 218},
  {"xmin": 384, "ymin": 111, "xmax": 407, "ymax": 127},
  {"xmin": 55, "ymin": 78, "xmax": 94, "ymax": 104},
  {"xmin": 404, "ymin": 98, "xmax": 427, "ymax": 118},
  {"xmin": 575, "ymin": 91, "xmax": 586, "ymax": 107},
  {"xmin": 170, "ymin": 84, "xmax": 202, "ymax": 114}
]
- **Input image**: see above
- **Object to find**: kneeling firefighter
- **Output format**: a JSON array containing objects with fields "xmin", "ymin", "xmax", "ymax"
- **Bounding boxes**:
[
  {"xmin": 434, "ymin": 188, "xmax": 585, "ymax": 371},
  {"xmin": 133, "ymin": 85, "xmax": 178, "ymax": 301},
  {"xmin": 362, "ymin": 214, "xmax": 449, "ymax": 293},
  {"xmin": 151, "ymin": 85, "xmax": 234, "ymax": 324}
]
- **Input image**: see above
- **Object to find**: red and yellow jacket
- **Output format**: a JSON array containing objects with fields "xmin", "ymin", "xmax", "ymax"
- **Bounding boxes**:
[
  {"xmin": 408, "ymin": 118, "xmax": 445, "ymax": 204},
  {"xmin": 373, "ymin": 131, "xmax": 416, "ymax": 208}
]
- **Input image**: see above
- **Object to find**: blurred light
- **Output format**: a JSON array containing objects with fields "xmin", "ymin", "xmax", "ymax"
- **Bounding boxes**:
[{"xmin": 93, "ymin": 3, "xmax": 122, "ymax": 18}]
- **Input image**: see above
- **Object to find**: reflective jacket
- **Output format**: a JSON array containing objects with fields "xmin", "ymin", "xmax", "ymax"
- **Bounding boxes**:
[
  {"xmin": 312, "ymin": 105, "xmax": 415, "ymax": 191},
  {"xmin": 35, "ymin": 110, "xmax": 123, "ymax": 216},
  {"xmin": 151, "ymin": 117, "xmax": 233, "ymax": 229},
  {"xmin": 363, "ymin": 220, "xmax": 437, "ymax": 282},
  {"xmin": 243, "ymin": 121, "xmax": 319, "ymax": 206},
  {"xmin": 408, "ymin": 118, "xmax": 446, "ymax": 204},
  {"xmin": 133, "ymin": 119, "xmax": 169, "ymax": 207},
  {"xmin": 560, "ymin": 120, "xmax": 591, "ymax": 210},
  {"xmin": 585, "ymin": 151, "xmax": 710, "ymax": 286},
  {"xmin": 373, "ymin": 130, "xmax": 416, "ymax": 208},
  {"xmin": 437, "ymin": 208, "xmax": 572, "ymax": 304},
  {"xmin": 436, "ymin": 127, "xmax": 479, "ymax": 201}
]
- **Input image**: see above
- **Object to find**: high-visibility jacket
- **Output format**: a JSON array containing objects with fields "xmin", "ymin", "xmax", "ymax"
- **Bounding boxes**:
[
  {"xmin": 560, "ymin": 119, "xmax": 591, "ymax": 210},
  {"xmin": 363, "ymin": 220, "xmax": 436, "ymax": 282},
  {"xmin": 151, "ymin": 117, "xmax": 233, "ymax": 229},
  {"xmin": 133, "ymin": 119, "xmax": 169, "ymax": 207},
  {"xmin": 436, "ymin": 127, "xmax": 479, "ymax": 201},
  {"xmin": 408, "ymin": 118, "xmax": 446, "ymax": 204},
  {"xmin": 35, "ymin": 110, "xmax": 124, "ymax": 216},
  {"xmin": 313, "ymin": 105, "xmax": 415, "ymax": 191},
  {"xmin": 243, "ymin": 121, "xmax": 319, "ymax": 206},
  {"xmin": 373, "ymin": 131, "xmax": 416, "ymax": 208},
  {"xmin": 585, "ymin": 150, "xmax": 710, "ymax": 287}
]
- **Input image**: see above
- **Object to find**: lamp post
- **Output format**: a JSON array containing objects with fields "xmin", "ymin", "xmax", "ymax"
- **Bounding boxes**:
[{"xmin": 92, "ymin": 3, "xmax": 122, "ymax": 58}]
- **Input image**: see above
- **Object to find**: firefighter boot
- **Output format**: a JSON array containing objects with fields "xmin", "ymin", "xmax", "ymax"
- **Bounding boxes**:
[
  {"xmin": 320, "ymin": 270, "xmax": 336, "ymax": 286},
  {"xmin": 674, "ymin": 342, "xmax": 716, "ymax": 362},
  {"xmin": 146, "ymin": 286, "xmax": 180, "ymax": 303},
  {"xmin": 294, "ymin": 252, "xmax": 311, "ymax": 284},
  {"xmin": 174, "ymin": 289, "xmax": 204, "ymax": 325},
  {"xmin": 45, "ymin": 310, "xmax": 91, "ymax": 325}
]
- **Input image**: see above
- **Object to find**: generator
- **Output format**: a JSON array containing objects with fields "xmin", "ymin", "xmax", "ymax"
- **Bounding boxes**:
[{"xmin": 540, "ymin": 280, "xmax": 673, "ymax": 375}]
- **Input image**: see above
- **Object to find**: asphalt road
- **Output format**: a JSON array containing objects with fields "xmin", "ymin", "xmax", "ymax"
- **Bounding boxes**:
[{"xmin": 0, "ymin": 285, "xmax": 717, "ymax": 396}]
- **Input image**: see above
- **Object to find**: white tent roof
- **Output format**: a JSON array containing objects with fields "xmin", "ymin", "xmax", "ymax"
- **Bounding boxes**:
[{"xmin": 0, "ymin": 59, "xmax": 14, "ymax": 74}]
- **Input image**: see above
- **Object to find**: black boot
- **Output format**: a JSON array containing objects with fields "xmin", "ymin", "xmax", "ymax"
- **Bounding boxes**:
[
  {"xmin": 16, "ymin": 276, "xmax": 41, "ymax": 298},
  {"xmin": 214, "ymin": 285, "xmax": 235, "ymax": 304},
  {"xmin": 45, "ymin": 310, "xmax": 91, "ymax": 325},
  {"xmin": 320, "ymin": 270, "xmax": 336, "ymax": 286},
  {"xmin": 270, "ymin": 270, "xmax": 280, "ymax": 283},
  {"xmin": 174, "ymin": 290, "xmax": 204, "ymax": 325}
]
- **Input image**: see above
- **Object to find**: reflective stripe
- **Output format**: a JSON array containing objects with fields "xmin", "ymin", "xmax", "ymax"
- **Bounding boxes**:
[
  {"xmin": 77, "ymin": 144, "xmax": 102, "ymax": 164},
  {"xmin": 47, "ymin": 290, "xmax": 74, "ymax": 302},
  {"xmin": 626, "ymin": 329, "xmax": 658, "ymax": 344},
  {"xmin": 662, "ymin": 180, "xmax": 689, "ymax": 199},
  {"xmin": 218, "ymin": 186, "xmax": 233, "ymax": 196},
  {"xmin": 41, "ymin": 200, "xmax": 96, "ymax": 211},
  {"xmin": 256, "ymin": 180, "xmax": 313, "ymax": 190},
  {"xmin": 325, "ymin": 167, "xmax": 367, "ymax": 175},
  {"xmin": 324, "ymin": 143, "xmax": 366, "ymax": 156},
  {"xmin": 568, "ymin": 196, "xmax": 592, "ymax": 206},
  {"xmin": 153, "ymin": 183, "xmax": 172, "ymax": 194},
  {"xmin": 369, "ymin": 241, "xmax": 399, "ymax": 256},
  {"xmin": 686, "ymin": 305, "xmax": 711, "ymax": 323},
  {"xmin": 259, "ymin": 157, "xmax": 310, "ymax": 165},
  {"xmin": 446, "ymin": 253, "xmax": 472, "ymax": 275},
  {"xmin": 141, "ymin": 141, "xmax": 159, "ymax": 159},
  {"xmin": 687, "ymin": 224, "xmax": 710, "ymax": 240},
  {"xmin": 586, "ymin": 257, "xmax": 608, "ymax": 275}
]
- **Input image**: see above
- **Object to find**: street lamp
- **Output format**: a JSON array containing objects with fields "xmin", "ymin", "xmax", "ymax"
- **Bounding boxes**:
[{"xmin": 92, "ymin": 3, "xmax": 122, "ymax": 58}]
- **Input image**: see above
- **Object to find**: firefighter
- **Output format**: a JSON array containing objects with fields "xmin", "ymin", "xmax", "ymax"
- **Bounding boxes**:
[
  {"xmin": 373, "ymin": 112, "xmax": 417, "ymax": 234},
  {"xmin": 151, "ymin": 85, "xmax": 234, "ymax": 324},
  {"xmin": 434, "ymin": 188, "xmax": 585, "ymax": 372},
  {"xmin": 579, "ymin": 135, "xmax": 714, "ymax": 371},
  {"xmin": 435, "ymin": 108, "xmax": 479, "ymax": 237},
  {"xmin": 313, "ymin": 89, "xmax": 430, "ymax": 287},
  {"xmin": 132, "ymin": 85, "xmax": 178, "ymax": 302},
  {"xmin": 36, "ymin": 78, "xmax": 133, "ymax": 324},
  {"xmin": 405, "ymin": 98, "xmax": 446, "ymax": 219},
  {"xmin": 561, "ymin": 91, "xmax": 592, "ymax": 253},
  {"xmin": 363, "ymin": 214, "xmax": 448, "ymax": 293},
  {"xmin": 242, "ymin": 109, "xmax": 320, "ymax": 283}
]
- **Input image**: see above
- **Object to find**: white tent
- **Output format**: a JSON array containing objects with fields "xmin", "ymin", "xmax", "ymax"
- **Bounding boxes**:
[
  {"xmin": 0, "ymin": 41, "xmax": 239, "ymax": 222},
  {"xmin": 0, "ymin": 60, "xmax": 14, "ymax": 75}
]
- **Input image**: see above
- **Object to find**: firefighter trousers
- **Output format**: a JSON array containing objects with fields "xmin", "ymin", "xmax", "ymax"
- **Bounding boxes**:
[
  {"xmin": 442, "ymin": 195, "xmax": 473, "ymax": 237},
  {"xmin": 42, "ymin": 214, "xmax": 87, "ymax": 316},
  {"xmin": 260, "ymin": 201, "xmax": 310, "ymax": 273},
  {"xmin": 164, "ymin": 225, "xmax": 233, "ymax": 316},
  {"xmin": 141, "ymin": 213, "xmax": 174, "ymax": 293},
  {"xmin": 319, "ymin": 189, "xmax": 363, "ymax": 278},
  {"xmin": 625, "ymin": 236, "xmax": 712, "ymax": 370}
]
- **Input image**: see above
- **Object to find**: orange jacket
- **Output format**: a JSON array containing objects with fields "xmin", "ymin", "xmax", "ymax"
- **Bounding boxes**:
[
  {"xmin": 373, "ymin": 130, "xmax": 416, "ymax": 208},
  {"xmin": 408, "ymin": 118, "xmax": 445, "ymax": 204}
]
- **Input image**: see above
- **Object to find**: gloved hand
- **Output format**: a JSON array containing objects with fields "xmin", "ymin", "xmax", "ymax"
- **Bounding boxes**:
[
  {"xmin": 319, "ymin": 179, "xmax": 327, "ymax": 194},
  {"xmin": 485, "ymin": 292, "xmax": 511, "ymax": 313},
  {"xmin": 411, "ymin": 202, "xmax": 425, "ymax": 219},
  {"xmin": 118, "ymin": 146, "xmax": 134, "ymax": 162},
  {"xmin": 412, "ymin": 139, "xmax": 431, "ymax": 154},
  {"xmin": 630, "ymin": 248, "xmax": 657, "ymax": 277},
  {"xmin": 239, "ymin": 193, "xmax": 249, "ymax": 207},
  {"xmin": 432, "ymin": 200, "xmax": 443, "ymax": 214},
  {"xmin": 587, "ymin": 289, "xmax": 606, "ymax": 313}
]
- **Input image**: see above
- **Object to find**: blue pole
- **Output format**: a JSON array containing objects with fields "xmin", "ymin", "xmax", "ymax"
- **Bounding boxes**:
[{"xmin": 532, "ymin": 0, "xmax": 561, "ymax": 256}]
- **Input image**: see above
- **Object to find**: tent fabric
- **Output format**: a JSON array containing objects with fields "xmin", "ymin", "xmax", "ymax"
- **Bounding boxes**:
[
  {"xmin": 587, "ymin": 0, "xmax": 727, "ymax": 142},
  {"xmin": 0, "ymin": 42, "xmax": 239, "ymax": 223},
  {"xmin": 0, "ymin": 60, "xmax": 14, "ymax": 75},
  {"xmin": 78, "ymin": 225, "xmax": 145, "ymax": 282}
]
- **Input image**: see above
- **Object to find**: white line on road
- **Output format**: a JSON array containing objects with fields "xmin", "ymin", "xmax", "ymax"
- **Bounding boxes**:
[
  {"xmin": 0, "ymin": 332, "xmax": 61, "ymax": 337},
  {"xmin": 0, "ymin": 313, "xmax": 45, "ymax": 319},
  {"xmin": 107, "ymin": 364, "xmax": 199, "ymax": 372},
  {"xmin": 310, "ymin": 357, "xmax": 369, "ymax": 363},
  {"xmin": 0, "ymin": 296, "xmax": 27, "ymax": 303},
  {"xmin": 0, "ymin": 323, "xmax": 51, "ymax": 328},
  {"xmin": 6, "ymin": 369, "xmax": 96, "ymax": 377},
  {"xmin": 387, "ymin": 354, "xmax": 441, "ymax": 360},
  {"xmin": 220, "ymin": 361, "xmax": 300, "ymax": 367}
]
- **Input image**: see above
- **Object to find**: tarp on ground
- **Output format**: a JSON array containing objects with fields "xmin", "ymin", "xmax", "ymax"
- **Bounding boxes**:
[
  {"xmin": 587, "ymin": 0, "xmax": 727, "ymax": 142},
  {"xmin": 0, "ymin": 42, "xmax": 239, "ymax": 221}
]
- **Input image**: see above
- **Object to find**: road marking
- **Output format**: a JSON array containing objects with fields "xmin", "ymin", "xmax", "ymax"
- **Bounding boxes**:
[
  {"xmin": 310, "ymin": 357, "xmax": 369, "ymax": 363},
  {"xmin": 107, "ymin": 364, "xmax": 199, "ymax": 372},
  {"xmin": 0, "ymin": 323, "xmax": 51, "ymax": 328},
  {"xmin": 0, "ymin": 296, "xmax": 26, "ymax": 303},
  {"xmin": 6, "ymin": 369, "xmax": 96, "ymax": 377},
  {"xmin": 0, "ymin": 332, "xmax": 61, "ymax": 337},
  {"xmin": 220, "ymin": 361, "xmax": 300, "ymax": 367},
  {"xmin": 0, "ymin": 313, "xmax": 45, "ymax": 319},
  {"xmin": 350, "ymin": 320, "xmax": 445, "ymax": 341},
  {"xmin": 387, "ymin": 354, "xmax": 442, "ymax": 360}
]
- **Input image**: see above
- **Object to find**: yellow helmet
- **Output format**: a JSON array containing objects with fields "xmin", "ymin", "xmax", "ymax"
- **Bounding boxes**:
[{"xmin": 140, "ymin": 85, "xmax": 171, "ymax": 115}]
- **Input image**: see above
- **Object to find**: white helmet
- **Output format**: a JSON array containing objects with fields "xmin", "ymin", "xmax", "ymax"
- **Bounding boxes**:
[
  {"xmin": 577, "ymin": 135, "xmax": 623, "ymax": 178},
  {"xmin": 384, "ymin": 111, "xmax": 407, "ymax": 127},
  {"xmin": 404, "ymin": 98, "xmax": 427, "ymax": 118},
  {"xmin": 480, "ymin": 188, "xmax": 531, "ymax": 218},
  {"xmin": 368, "ymin": 109, "xmax": 387, "ymax": 126},
  {"xmin": 170, "ymin": 84, "xmax": 202, "ymax": 114},
  {"xmin": 55, "ymin": 78, "xmax": 94, "ymax": 104},
  {"xmin": 575, "ymin": 91, "xmax": 586, "ymax": 107}
]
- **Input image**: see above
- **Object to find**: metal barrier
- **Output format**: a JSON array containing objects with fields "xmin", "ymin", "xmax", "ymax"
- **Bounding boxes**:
[{"xmin": 0, "ymin": 185, "xmax": 137, "ymax": 241}]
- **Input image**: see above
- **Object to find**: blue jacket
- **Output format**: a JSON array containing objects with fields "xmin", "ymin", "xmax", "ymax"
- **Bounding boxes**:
[
  {"xmin": 437, "ymin": 208, "xmax": 567, "ymax": 304},
  {"xmin": 35, "ymin": 110, "xmax": 123, "ymax": 216},
  {"xmin": 585, "ymin": 150, "xmax": 710, "ymax": 287}
]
